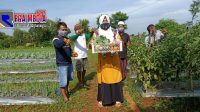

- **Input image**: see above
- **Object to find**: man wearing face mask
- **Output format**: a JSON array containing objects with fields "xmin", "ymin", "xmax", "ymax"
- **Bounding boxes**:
[
  {"xmin": 52, "ymin": 22, "xmax": 77, "ymax": 103},
  {"xmin": 117, "ymin": 21, "xmax": 131, "ymax": 81},
  {"xmin": 145, "ymin": 24, "xmax": 164, "ymax": 47}
]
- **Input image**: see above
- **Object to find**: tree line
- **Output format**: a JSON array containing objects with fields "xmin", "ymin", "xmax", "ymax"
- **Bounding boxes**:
[{"xmin": 0, "ymin": 11, "xmax": 129, "ymax": 49}]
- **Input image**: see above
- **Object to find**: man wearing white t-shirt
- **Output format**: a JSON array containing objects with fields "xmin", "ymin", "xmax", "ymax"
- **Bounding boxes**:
[
  {"xmin": 145, "ymin": 24, "xmax": 164, "ymax": 47},
  {"xmin": 70, "ymin": 24, "xmax": 93, "ymax": 87}
]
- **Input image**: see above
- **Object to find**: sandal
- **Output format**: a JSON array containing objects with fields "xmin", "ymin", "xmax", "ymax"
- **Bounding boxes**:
[
  {"xmin": 115, "ymin": 101, "xmax": 122, "ymax": 107},
  {"xmin": 98, "ymin": 101, "xmax": 103, "ymax": 107}
]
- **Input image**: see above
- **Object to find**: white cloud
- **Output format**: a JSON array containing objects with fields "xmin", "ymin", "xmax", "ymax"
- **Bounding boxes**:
[
  {"xmin": 62, "ymin": 0, "xmax": 162, "ymax": 32},
  {"xmin": 61, "ymin": 0, "xmax": 192, "ymax": 34},
  {"xmin": 0, "ymin": 0, "xmax": 193, "ymax": 35}
]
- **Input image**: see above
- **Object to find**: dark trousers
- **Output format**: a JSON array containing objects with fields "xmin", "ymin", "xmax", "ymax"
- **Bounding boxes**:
[{"xmin": 120, "ymin": 58, "xmax": 128, "ymax": 80}]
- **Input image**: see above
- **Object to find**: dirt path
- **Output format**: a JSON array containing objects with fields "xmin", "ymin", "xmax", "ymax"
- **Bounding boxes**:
[
  {"xmin": 124, "ymin": 91, "xmax": 140, "ymax": 112},
  {"xmin": 77, "ymin": 70, "xmax": 138, "ymax": 112}
]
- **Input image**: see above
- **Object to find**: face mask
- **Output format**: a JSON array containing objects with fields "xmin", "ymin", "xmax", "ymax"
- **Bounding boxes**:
[
  {"xmin": 58, "ymin": 30, "xmax": 68, "ymax": 37},
  {"xmin": 118, "ymin": 27, "xmax": 124, "ymax": 32},
  {"xmin": 100, "ymin": 23, "xmax": 110, "ymax": 30}
]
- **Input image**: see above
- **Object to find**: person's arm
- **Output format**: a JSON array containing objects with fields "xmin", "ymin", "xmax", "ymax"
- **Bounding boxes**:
[
  {"xmin": 127, "ymin": 35, "xmax": 131, "ymax": 47},
  {"xmin": 69, "ymin": 34, "xmax": 79, "ymax": 41},
  {"xmin": 53, "ymin": 38, "xmax": 65, "ymax": 48},
  {"xmin": 145, "ymin": 36, "xmax": 149, "ymax": 47},
  {"xmin": 157, "ymin": 31, "xmax": 164, "ymax": 42},
  {"xmin": 160, "ymin": 32, "xmax": 165, "ymax": 40},
  {"xmin": 53, "ymin": 38, "xmax": 72, "ymax": 57},
  {"xmin": 62, "ymin": 46, "xmax": 72, "ymax": 57}
]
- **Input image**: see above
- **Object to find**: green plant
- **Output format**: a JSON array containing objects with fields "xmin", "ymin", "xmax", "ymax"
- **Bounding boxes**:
[{"xmin": 128, "ymin": 21, "xmax": 200, "ymax": 91}]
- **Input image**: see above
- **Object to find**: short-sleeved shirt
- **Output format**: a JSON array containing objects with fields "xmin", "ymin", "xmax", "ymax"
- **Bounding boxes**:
[
  {"xmin": 119, "ymin": 33, "xmax": 130, "ymax": 59},
  {"xmin": 70, "ymin": 33, "xmax": 92, "ymax": 59},
  {"xmin": 145, "ymin": 30, "xmax": 164, "ymax": 47}
]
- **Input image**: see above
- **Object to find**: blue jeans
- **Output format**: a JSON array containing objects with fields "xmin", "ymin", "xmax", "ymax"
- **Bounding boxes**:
[{"xmin": 57, "ymin": 64, "xmax": 73, "ymax": 88}]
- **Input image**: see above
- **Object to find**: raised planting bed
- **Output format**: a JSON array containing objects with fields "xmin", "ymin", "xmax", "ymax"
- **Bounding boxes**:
[
  {"xmin": 0, "ymin": 96, "xmax": 55, "ymax": 105},
  {"xmin": 0, "ymin": 62, "xmax": 56, "ymax": 72},
  {"xmin": 0, "ymin": 73, "xmax": 58, "ymax": 84},
  {"xmin": 0, "ymin": 59, "xmax": 55, "ymax": 64},
  {"xmin": 0, "ymin": 70, "xmax": 56, "ymax": 75},
  {"xmin": 0, "ymin": 82, "xmax": 58, "ymax": 97},
  {"xmin": 136, "ymin": 80, "xmax": 200, "ymax": 97},
  {"xmin": 0, "ymin": 48, "xmax": 55, "ymax": 59}
]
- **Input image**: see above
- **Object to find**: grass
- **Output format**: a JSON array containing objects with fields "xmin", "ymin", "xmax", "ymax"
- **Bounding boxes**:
[
  {"xmin": 0, "ymin": 68, "xmax": 95, "ymax": 112},
  {"xmin": 0, "ymin": 47, "xmax": 135, "ymax": 112},
  {"xmin": 0, "ymin": 63, "xmax": 56, "ymax": 72},
  {"xmin": 0, "ymin": 48, "xmax": 101, "ymax": 111},
  {"xmin": 0, "ymin": 82, "xmax": 58, "ymax": 97},
  {"xmin": 1, "ymin": 47, "xmax": 200, "ymax": 111}
]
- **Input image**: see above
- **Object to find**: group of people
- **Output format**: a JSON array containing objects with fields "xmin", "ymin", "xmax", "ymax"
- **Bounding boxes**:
[
  {"xmin": 52, "ymin": 14, "xmax": 167, "ymax": 107},
  {"xmin": 52, "ymin": 14, "xmax": 131, "ymax": 107}
]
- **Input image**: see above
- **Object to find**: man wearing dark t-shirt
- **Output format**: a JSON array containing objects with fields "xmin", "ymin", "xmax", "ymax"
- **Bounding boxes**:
[
  {"xmin": 52, "ymin": 22, "xmax": 73, "ymax": 103},
  {"xmin": 118, "ymin": 21, "xmax": 131, "ymax": 80}
]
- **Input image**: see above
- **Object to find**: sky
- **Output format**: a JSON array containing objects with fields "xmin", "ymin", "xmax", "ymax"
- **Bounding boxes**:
[{"xmin": 0, "ymin": 0, "xmax": 194, "ymax": 35}]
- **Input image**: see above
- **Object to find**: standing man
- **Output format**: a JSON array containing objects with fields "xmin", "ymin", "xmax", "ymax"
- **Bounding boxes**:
[
  {"xmin": 70, "ymin": 24, "xmax": 93, "ymax": 87},
  {"xmin": 53, "ymin": 22, "xmax": 75, "ymax": 103},
  {"xmin": 145, "ymin": 24, "xmax": 164, "ymax": 47},
  {"xmin": 118, "ymin": 21, "xmax": 131, "ymax": 81}
]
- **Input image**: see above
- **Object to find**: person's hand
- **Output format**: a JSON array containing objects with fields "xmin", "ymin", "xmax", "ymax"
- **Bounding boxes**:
[
  {"xmin": 127, "ymin": 41, "xmax": 131, "ymax": 47},
  {"xmin": 92, "ymin": 28, "xmax": 99, "ymax": 35},
  {"xmin": 88, "ymin": 40, "xmax": 93, "ymax": 49},
  {"xmin": 113, "ymin": 29, "xmax": 117, "ymax": 34},
  {"xmin": 111, "ymin": 51, "xmax": 115, "ymax": 55},
  {"xmin": 64, "ymin": 38, "xmax": 71, "ymax": 47},
  {"xmin": 71, "ymin": 51, "xmax": 78, "ymax": 57},
  {"xmin": 89, "ymin": 28, "xmax": 96, "ymax": 34}
]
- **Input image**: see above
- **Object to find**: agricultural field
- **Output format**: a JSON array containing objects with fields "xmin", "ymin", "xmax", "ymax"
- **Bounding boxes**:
[
  {"xmin": 0, "ymin": 39, "xmax": 199, "ymax": 112},
  {"xmin": 0, "ymin": 22, "xmax": 200, "ymax": 112},
  {"xmin": 128, "ymin": 19, "xmax": 200, "ymax": 90},
  {"xmin": 1, "ymin": 0, "xmax": 200, "ymax": 111},
  {"xmin": 0, "ymin": 47, "xmax": 55, "ymax": 59},
  {"xmin": 0, "ymin": 47, "xmax": 133, "ymax": 112},
  {"xmin": 126, "ymin": 19, "xmax": 200, "ymax": 111}
]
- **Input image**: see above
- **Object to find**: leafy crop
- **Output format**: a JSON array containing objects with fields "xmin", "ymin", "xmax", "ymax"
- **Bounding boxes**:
[{"xmin": 128, "ymin": 21, "xmax": 200, "ymax": 91}]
